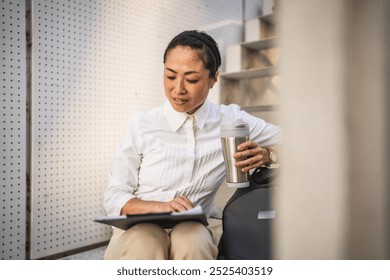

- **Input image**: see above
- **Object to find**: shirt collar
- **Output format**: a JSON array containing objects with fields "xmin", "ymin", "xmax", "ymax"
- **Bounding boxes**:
[{"xmin": 163, "ymin": 100, "xmax": 211, "ymax": 132}]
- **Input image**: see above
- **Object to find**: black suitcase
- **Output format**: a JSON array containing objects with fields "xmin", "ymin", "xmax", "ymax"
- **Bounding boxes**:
[{"xmin": 217, "ymin": 167, "xmax": 278, "ymax": 260}]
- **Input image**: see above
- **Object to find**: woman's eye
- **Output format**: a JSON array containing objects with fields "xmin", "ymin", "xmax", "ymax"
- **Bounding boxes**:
[
  {"xmin": 187, "ymin": 80, "xmax": 198, "ymax": 84},
  {"xmin": 167, "ymin": 76, "xmax": 175, "ymax": 80}
]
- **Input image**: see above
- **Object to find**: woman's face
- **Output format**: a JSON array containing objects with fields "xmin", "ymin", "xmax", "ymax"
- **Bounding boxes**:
[{"xmin": 164, "ymin": 46, "xmax": 218, "ymax": 114}]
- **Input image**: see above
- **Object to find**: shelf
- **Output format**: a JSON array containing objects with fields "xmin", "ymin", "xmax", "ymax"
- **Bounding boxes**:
[
  {"xmin": 242, "ymin": 37, "xmax": 281, "ymax": 50},
  {"xmin": 241, "ymin": 105, "xmax": 279, "ymax": 112},
  {"xmin": 259, "ymin": 13, "xmax": 277, "ymax": 25},
  {"xmin": 220, "ymin": 67, "xmax": 279, "ymax": 80}
]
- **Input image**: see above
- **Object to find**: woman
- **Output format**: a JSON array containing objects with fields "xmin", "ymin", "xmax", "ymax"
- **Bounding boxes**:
[{"xmin": 103, "ymin": 30, "xmax": 281, "ymax": 260}]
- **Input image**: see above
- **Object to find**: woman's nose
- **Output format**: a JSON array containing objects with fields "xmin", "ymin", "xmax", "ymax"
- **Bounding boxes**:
[{"xmin": 174, "ymin": 78, "xmax": 186, "ymax": 94}]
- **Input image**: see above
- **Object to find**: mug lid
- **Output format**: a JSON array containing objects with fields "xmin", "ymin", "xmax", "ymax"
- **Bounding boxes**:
[{"xmin": 221, "ymin": 119, "xmax": 249, "ymax": 137}]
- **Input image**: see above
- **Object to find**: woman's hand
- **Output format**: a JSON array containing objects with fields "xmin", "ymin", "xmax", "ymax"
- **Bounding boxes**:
[
  {"xmin": 120, "ymin": 196, "xmax": 194, "ymax": 215},
  {"xmin": 233, "ymin": 141, "xmax": 270, "ymax": 173},
  {"xmin": 165, "ymin": 196, "xmax": 194, "ymax": 212}
]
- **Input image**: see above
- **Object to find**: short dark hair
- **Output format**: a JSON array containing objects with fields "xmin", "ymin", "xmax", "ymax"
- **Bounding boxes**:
[{"xmin": 163, "ymin": 30, "xmax": 221, "ymax": 78}]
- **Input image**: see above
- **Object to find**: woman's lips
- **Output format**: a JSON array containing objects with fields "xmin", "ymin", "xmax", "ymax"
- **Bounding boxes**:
[{"xmin": 173, "ymin": 97, "xmax": 188, "ymax": 105}]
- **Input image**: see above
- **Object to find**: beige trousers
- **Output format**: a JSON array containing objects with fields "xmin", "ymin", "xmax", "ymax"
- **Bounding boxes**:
[{"xmin": 104, "ymin": 221, "xmax": 218, "ymax": 260}]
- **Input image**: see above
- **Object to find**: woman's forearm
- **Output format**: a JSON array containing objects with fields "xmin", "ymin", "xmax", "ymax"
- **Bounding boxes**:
[{"xmin": 120, "ymin": 198, "xmax": 168, "ymax": 215}]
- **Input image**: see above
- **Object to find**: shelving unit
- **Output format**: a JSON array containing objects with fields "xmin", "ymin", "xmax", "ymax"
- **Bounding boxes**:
[{"xmin": 219, "ymin": 12, "xmax": 281, "ymax": 123}]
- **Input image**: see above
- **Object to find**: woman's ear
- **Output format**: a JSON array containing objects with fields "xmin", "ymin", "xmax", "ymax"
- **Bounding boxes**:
[
  {"xmin": 210, "ymin": 71, "xmax": 219, "ymax": 88},
  {"xmin": 214, "ymin": 71, "xmax": 219, "ymax": 83}
]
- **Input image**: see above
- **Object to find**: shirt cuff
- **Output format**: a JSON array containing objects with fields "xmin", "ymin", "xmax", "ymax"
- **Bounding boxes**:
[{"xmin": 112, "ymin": 193, "xmax": 136, "ymax": 216}]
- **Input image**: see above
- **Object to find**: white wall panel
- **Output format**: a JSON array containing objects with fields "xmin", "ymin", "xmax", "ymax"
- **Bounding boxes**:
[
  {"xmin": 0, "ymin": 0, "xmax": 27, "ymax": 260},
  {"xmin": 29, "ymin": 0, "xmax": 248, "ymax": 259}
]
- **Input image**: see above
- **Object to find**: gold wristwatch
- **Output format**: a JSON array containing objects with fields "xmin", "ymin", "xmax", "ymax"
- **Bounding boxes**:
[{"xmin": 265, "ymin": 147, "xmax": 277, "ymax": 165}]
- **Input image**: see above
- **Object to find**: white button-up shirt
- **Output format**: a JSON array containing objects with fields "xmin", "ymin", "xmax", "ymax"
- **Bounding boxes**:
[{"xmin": 104, "ymin": 100, "xmax": 282, "ymax": 217}]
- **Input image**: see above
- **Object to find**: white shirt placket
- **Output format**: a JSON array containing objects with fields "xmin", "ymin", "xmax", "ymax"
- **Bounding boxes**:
[{"xmin": 182, "ymin": 115, "xmax": 196, "ymax": 187}]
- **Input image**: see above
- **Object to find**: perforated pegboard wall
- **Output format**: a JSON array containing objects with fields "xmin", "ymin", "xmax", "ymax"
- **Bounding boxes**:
[
  {"xmin": 1, "ymin": 0, "xmax": 27, "ymax": 260},
  {"xmin": 29, "ymin": 0, "xmax": 248, "ymax": 259}
]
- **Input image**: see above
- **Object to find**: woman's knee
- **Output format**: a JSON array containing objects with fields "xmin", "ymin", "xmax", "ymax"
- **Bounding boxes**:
[
  {"xmin": 105, "ymin": 223, "xmax": 170, "ymax": 259},
  {"xmin": 170, "ymin": 221, "xmax": 210, "ymax": 243},
  {"xmin": 170, "ymin": 221, "xmax": 217, "ymax": 259},
  {"xmin": 124, "ymin": 223, "xmax": 170, "ymax": 247}
]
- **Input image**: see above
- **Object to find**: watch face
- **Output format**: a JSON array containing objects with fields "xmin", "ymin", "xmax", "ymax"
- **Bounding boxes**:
[{"xmin": 270, "ymin": 151, "xmax": 277, "ymax": 162}]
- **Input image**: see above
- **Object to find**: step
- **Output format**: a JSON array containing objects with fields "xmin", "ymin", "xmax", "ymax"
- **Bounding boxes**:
[
  {"xmin": 241, "ymin": 105, "xmax": 280, "ymax": 112},
  {"xmin": 260, "ymin": 12, "xmax": 277, "ymax": 25},
  {"xmin": 242, "ymin": 36, "xmax": 280, "ymax": 50},
  {"xmin": 59, "ymin": 245, "xmax": 107, "ymax": 260},
  {"xmin": 220, "ymin": 67, "xmax": 279, "ymax": 80},
  {"xmin": 225, "ymin": 37, "xmax": 280, "ymax": 73},
  {"xmin": 245, "ymin": 13, "xmax": 278, "ymax": 42}
]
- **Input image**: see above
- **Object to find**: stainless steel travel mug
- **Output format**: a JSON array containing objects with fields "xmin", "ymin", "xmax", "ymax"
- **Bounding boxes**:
[{"xmin": 220, "ymin": 119, "xmax": 250, "ymax": 188}]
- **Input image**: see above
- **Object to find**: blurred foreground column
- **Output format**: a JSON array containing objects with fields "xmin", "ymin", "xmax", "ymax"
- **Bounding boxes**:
[{"xmin": 275, "ymin": 0, "xmax": 390, "ymax": 259}]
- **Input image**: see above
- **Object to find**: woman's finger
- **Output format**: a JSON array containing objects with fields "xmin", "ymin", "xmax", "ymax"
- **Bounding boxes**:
[
  {"xmin": 170, "ymin": 196, "xmax": 194, "ymax": 212},
  {"xmin": 237, "ymin": 140, "xmax": 258, "ymax": 151}
]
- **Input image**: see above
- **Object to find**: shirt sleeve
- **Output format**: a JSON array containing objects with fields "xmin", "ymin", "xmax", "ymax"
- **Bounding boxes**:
[{"xmin": 103, "ymin": 113, "xmax": 143, "ymax": 216}]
